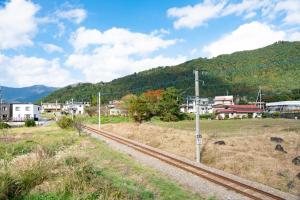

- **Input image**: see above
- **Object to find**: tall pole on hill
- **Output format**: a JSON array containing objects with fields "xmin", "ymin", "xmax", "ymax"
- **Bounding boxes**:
[
  {"xmin": 194, "ymin": 70, "xmax": 201, "ymax": 163},
  {"xmin": 98, "ymin": 92, "xmax": 101, "ymax": 130}
]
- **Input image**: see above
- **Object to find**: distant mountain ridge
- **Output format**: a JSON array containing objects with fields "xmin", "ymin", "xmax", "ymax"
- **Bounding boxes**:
[
  {"xmin": 41, "ymin": 41, "xmax": 300, "ymax": 103},
  {"xmin": 1, "ymin": 85, "xmax": 57, "ymax": 103}
]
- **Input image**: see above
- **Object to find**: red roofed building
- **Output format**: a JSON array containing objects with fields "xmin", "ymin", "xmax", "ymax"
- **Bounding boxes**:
[{"xmin": 215, "ymin": 105, "xmax": 262, "ymax": 119}]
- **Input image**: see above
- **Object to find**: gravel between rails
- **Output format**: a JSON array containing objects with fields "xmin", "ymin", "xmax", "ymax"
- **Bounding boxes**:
[{"xmin": 84, "ymin": 128, "xmax": 252, "ymax": 200}]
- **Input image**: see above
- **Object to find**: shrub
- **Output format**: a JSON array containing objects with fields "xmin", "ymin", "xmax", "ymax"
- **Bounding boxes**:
[
  {"xmin": 0, "ymin": 122, "xmax": 10, "ymax": 129},
  {"xmin": 25, "ymin": 119, "xmax": 36, "ymax": 127},
  {"xmin": 84, "ymin": 106, "xmax": 97, "ymax": 117},
  {"xmin": 272, "ymin": 112, "xmax": 281, "ymax": 118},
  {"xmin": 200, "ymin": 113, "xmax": 213, "ymax": 120},
  {"xmin": 57, "ymin": 116, "xmax": 73, "ymax": 129}
]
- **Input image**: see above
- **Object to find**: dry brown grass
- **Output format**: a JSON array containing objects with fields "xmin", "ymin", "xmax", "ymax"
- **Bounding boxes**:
[{"xmin": 98, "ymin": 121, "xmax": 300, "ymax": 196}]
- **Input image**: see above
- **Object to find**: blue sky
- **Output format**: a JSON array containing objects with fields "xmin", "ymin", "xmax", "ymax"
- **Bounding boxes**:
[{"xmin": 0, "ymin": 0, "xmax": 299, "ymax": 87}]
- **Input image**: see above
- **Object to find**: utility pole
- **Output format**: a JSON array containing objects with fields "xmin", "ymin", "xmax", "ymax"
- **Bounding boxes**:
[
  {"xmin": 71, "ymin": 98, "xmax": 74, "ymax": 120},
  {"xmin": 0, "ymin": 86, "xmax": 2, "ymax": 121},
  {"xmin": 55, "ymin": 100, "xmax": 58, "ymax": 121},
  {"xmin": 194, "ymin": 70, "xmax": 201, "ymax": 163},
  {"xmin": 259, "ymin": 87, "xmax": 262, "ymax": 110},
  {"xmin": 98, "ymin": 92, "xmax": 101, "ymax": 129},
  {"xmin": 256, "ymin": 86, "xmax": 262, "ymax": 109},
  {"xmin": 186, "ymin": 97, "xmax": 189, "ymax": 113}
]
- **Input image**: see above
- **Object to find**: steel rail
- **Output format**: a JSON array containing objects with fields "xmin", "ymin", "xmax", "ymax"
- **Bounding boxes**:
[{"xmin": 83, "ymin": 125, "xmax": 286, "ymax": 200}]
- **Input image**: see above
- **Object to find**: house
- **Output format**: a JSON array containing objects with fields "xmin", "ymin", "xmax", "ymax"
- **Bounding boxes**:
[
  {"xmin": 266, "ymin": 101, "xmax": 300, "ymax": 113},
  {"xmin": 12, "ymin": 103, "xmax": 41, "ymax": 121},
  {"xmin": 213, "ymin": 96, "xmax": 234, "ymax": 106},
  {"xmin": 0, "ymin": 103, "xmax": 12, "ymax": 121},
  {"xmin": 215, "ymin": 105, "xmax": 262, "ymax": 119},
  {"xmin": 62, "ymin": 101, "xmax": 90, "ymax": 115},
  {"xmin": 41, "ymin": 102, "xmax": 63, "ymax": 113},
  {"xmin": 180, "ymin": 98, "xmax": 213, "ymax": 115},
  {"xmin": 108, "ymin": 100, "xmax": 127, "ymax": 116}
]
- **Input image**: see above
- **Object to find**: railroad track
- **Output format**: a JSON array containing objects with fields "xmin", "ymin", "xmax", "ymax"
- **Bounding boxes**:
[{"xmin": 83, "ymin": 125, "xmax": 290, "ymax": 200}]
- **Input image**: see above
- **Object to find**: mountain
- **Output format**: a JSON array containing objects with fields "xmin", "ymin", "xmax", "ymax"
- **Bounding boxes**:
[
  {"xmin": 1, "ymin": 85, "xmax": 57, "ymax": 103},
  {"xmin": 41, "ymin": 41, "xmax": 300, "ymax": 104}
]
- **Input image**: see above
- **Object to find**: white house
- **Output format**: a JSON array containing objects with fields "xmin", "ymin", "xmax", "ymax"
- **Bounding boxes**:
[
  {"xmin": 180, "ymin": 98, "xmax": 213, "ymax": 115},
  {"xmin": 41, "ymin": 102, "xmax": 62, "ymax": 113},
  {"xmin": 12, "ymin": 104, "xmax": 41, "ymax": 121},
  {"xmin": 62, "ymin": 101, "xmax": 90, "ymax": 115},
  {"xmin": 108, "ymin": 100, "xmax": 127, "ymax": 116}
]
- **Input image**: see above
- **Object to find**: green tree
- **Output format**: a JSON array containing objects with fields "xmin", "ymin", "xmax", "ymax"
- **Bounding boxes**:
[
  {"xmin": 128, "ymin": 95, "xmax": 152, "ymax": 123},
  {"xmin": 158, "ymin": 87, "xmax": 184, "ymax": 122}
]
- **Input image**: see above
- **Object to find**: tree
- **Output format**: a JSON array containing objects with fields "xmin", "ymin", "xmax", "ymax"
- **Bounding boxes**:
[
  {"xmin": 85, "ymin": 106, "xmax": 97, "ymax": 116},
  {"xmin": 143, "ymin": 89, "xmax": 163, "ymax": 116},
  {"xmin": 158, "ymin": 87, "xmax": 184, "ymax": 122},
  {"xmin": 128, "ymin": 95, "xmax": 152, "ymax": 123}
]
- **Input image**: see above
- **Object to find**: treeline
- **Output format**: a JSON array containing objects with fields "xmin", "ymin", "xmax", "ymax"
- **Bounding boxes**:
[{"xmin": 40, "ymin": 41, "xmax": 300, "ymax": 104}]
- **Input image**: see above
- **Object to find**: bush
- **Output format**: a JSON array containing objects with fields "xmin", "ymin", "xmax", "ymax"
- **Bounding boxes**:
[
  {"xmin": 0, "ymin": 122, "xmax": 10, "ymax": 129},
  {"xmin": 25, "ymin": 119, "xmax": 36, "ymax": 127},
  {"xmin": 200, "ymin": 113, "xmax": 213, "ymax": 120},
  {"xmin": 272, "ymin": 112, "xmax": 281, "ymax": 118},
  {"xmin": 57, "ymin": 116, "xmax": 74, "ymax": 129}
]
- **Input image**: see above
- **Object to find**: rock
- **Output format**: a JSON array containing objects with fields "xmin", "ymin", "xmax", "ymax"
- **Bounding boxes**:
[
  {"xmin": 270, "ymin": 137, "xmax": 284, "ymax": 143},
  {"xmin": 275, "ymin": 144, "xmax": 287, "ymax": 153},
  {"xmin": 214, "ymin": 140, "xmax": 225, "ymax": 145},
  {"xmin": 296, "ymin": 172, "xmax": 300, "ymax": 180},
  {"xmin": 277, "ymin": 172, "xmax": 287, "ymax": 177},
  {"xmin": 292, "ymin": 156, "xmax": 300, "ymax": 166},
  {"xmin": 287, "ymin": 181, "xmax": 294, "ymax": 189}
]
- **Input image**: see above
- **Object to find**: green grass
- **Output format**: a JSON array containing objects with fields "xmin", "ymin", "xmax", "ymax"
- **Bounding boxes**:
[
  {"xmin": 83, "ymin": 115, "xmax": 130, "ymax": 124},
  {"xmin": 150, "ymin": 118, "xmax": 300, "ymax": 137},
  {"xmin": 0, "ymin": 125, "xmax": 208, "ymax": 200}
]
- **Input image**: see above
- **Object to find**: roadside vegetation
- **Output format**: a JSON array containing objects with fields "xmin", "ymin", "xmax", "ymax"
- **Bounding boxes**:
[
  {"xmin": 101, "ymin": 118, "xmax": 300, "ymax": 196},
  {"xmin": 0, "ymin": 124, "xmax": 209, "ymax": 200}
]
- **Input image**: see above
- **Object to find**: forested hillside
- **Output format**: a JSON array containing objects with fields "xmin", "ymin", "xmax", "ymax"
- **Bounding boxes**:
[
  {"xmin": 41, "ymin": 41, "xmax": 300, "ymax": 103},
  {"xmin": 2, "ymin": 85, "xmax": 57, "ymax": 103}
]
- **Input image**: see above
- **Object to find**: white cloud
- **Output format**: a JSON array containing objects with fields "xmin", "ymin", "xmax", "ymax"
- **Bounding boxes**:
[
  {"xmin": 66, "ymin": 27, "xmax": 186, "ymax": 82},
  {"xmin": 41, "ymin": 43, "xmax": 64, "ymax": 53},
  {"xmin": 203, "ymin": 21, "xmax": 286, "ymax": 57},
  {"xmin": 167, "ymin": 0, "xmax": 300, "ymax": 29},
  {"xmin": 70, "ymin": 27, "xmax": 178, "ymax": 53},
  {"xmin": 167, "ymin": 0, "xmax": 226, "ymax": 29},
  {"xmin": 274, "ymin": 0, "xmax": 300, "ymax": 25},
  {"xmin": 56, "ymin": 8, "xmax": 87, "ymax": 24},
  {"xmin": 0, "ymin": 54, "xmax": 73, "ymax": 87},
  {"xmin": 0, "ymin": 0, "xmax": 39, "ymax": 49}
]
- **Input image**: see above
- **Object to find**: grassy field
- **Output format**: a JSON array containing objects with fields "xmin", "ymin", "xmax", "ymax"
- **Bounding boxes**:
[
  {"xmin": 0, "ymin": 124, "xmax": 210, "ymax": 200},
  {"xmin": 101, "ymin": 118, "xmax": 300, "ymax": 196},
  {"xmin": 151, "ymin": 118, "xmax": 300, "ymax": 137},
  {"xmin": 83, "ymin": 115, "xmax": 130, "ymax": 124}
]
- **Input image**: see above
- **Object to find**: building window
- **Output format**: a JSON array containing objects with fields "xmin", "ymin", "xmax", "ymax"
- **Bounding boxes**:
[
  {"xmin": 25, "ymin": 107, "xmax": 30, "ymax": 111},
  {"xmin": 2, "ymin": 107, "xmax": 7, "ymax": 111},
  {"xmin": 15, "ymin": 107, "xmax": 20, "ymax": 111}
]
